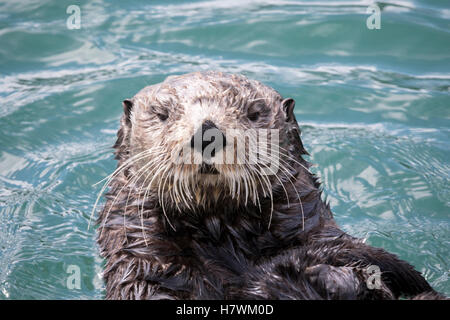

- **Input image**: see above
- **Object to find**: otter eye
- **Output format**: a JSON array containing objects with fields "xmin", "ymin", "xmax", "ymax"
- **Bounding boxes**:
[
  {"xmin": 247, "ymin": 103, "xmax": 265, "ymax": 122},
  {"xmin": 247, "ymin": 111, "xmax": 260, "ymax": 121},
  {"xmin": 156, "ymin": 111, "xmax": 169, "ymax": 121}
]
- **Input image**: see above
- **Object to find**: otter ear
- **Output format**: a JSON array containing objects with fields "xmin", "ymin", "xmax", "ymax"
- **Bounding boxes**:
[
  {"xmin": 122, "ymin": 99, "xmax": 133, "ymax": 124},
  {"xmin": 282, "ymin": 98, "xmax": 295, "ymax": 122}
]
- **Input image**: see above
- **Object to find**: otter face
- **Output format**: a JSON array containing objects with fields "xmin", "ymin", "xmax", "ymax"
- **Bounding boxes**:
[{"xmin": 120, "ymin": 72, "xmax": 297, "ymax": 211}]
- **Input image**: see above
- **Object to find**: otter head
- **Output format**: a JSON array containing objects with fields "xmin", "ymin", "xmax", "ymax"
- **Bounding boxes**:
[{"xmin": 115, "ymin": 71, "xmax": 306, "ymax": 215}]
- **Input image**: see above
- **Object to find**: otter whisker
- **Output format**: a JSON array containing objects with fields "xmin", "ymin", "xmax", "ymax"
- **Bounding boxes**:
[
  {"xmin": 157, "ymin": 165, "xmax": 176, "ymax": 231},
  {"xmin": 172, "ymin": 162, "xmax": 192, "ymax": 212},
  {"xmin": 170, "ymin": 168, "xmax": 181, "ymax": 211},
  {"xmin": 252, "ymin": 162, "xmax": 276, "ymax": 228},
  {"xmin": 252, "ymin": 153, "xmax": 291, "ymax": 209},
  {"xmin": 122, "ymin": 153, "xmax": 166, "ymax": 243},
  {"xmin": 138, "ymin": 177, "xmax": 157, "ymax": 246},
  {"xmin": 95, "ymin": 149, "xmax": 158, "ymax": 233},
  {"xmin": 90, "ymin": 148, "xmax": 162, "ymax": 229},
  {"xmin": 256, "ymin": 150, "xmax": 305, "ymax": 230},
  {"xmin": 101, "ymin": 149, "xmax": 165, "ymax": 239},
  {"xmin": 139, "ymin": 155, "xmax": 174, "ymax": 238},
  {"xmin": 247, "ymin": 166, "xmax": 263, "ymax": 211},
  {"xmin": 244, "ymin": 164, "xmax": 261, "ymax": 211},
  {"xmin": 139, "ymin": 166, "xmax": 169, "ymax": 245},
  {"xmin": 93, "ymin": 147, "xmax": 164, "ymax": 187},
  {"xmin": 257, "ymin": 144, "xmax": 310, "ymax": 194},
  {"xmin": 266, "ymin": 143, "xmax": 312, "ymax": 174},
  {"xmin": 242, "ymin": 165, "xmax": 250, "ymax": 206},
  {"xmin": 171, "ymin": 169, "xmax": 184, "ymax": 212},
  {"xmin": 99, "ymin": 152, "xmax": 164, "ymax": 239},
  {"xmin": 245, "ymin": 165, "xmax": 258, "ymax": 207},
  {"xmin": 179, "ymin": 165, "xmax": 194, "ymax": 210},
  {"xmin": 247, "ymin": 160, "xmax": 273, "ymax": 226}
]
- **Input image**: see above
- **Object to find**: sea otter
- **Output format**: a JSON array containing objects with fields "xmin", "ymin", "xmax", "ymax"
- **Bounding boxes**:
[{"xmin": 95, "ymin": 71, "xmax": 443, "ymax": 299}]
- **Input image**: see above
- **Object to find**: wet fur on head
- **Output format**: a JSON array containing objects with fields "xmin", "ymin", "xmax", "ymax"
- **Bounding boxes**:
[
  {"xmin": 114, "ymin": 71, "xmax": 303, "ymax": 214},
  {"xmin": 96, "ymin": 71, "xmax": 445, "ymax": 300}
]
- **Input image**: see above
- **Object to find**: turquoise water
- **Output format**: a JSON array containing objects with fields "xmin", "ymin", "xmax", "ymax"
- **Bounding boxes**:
[{"xmin": 0, "ymin": 0, "xmax": 449, "ymax": 299}]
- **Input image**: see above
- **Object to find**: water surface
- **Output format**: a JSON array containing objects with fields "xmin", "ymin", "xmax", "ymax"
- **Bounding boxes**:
[{"xmin": 0, "ymin": 0, "xmax": 449, "ymax": 299}]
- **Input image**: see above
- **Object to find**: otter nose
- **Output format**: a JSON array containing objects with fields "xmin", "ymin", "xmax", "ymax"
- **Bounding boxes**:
[{"xmin": 190, "ymin": 120, "xmax": 226, "ymax": 157}]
